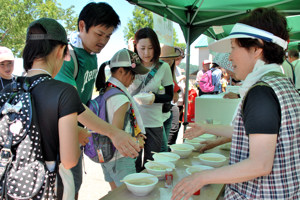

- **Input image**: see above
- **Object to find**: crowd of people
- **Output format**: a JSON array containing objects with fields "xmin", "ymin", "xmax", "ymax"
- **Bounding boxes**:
[{"xmin": 0, "ymin": 2, "xmax": 299, "ymax": 200}]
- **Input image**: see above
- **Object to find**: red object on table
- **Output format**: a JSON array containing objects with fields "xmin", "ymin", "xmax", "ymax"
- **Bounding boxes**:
[
  {"xmin": 193, "ymin": 189, "xmax": 201, "ymax": 195},
  {"xmin": 182, "ymin": 89, "xmax": 197, "ymax": 123},
  {"xmin": 165, "ymin": 168, "xmax": 173, "ymax": 188}
]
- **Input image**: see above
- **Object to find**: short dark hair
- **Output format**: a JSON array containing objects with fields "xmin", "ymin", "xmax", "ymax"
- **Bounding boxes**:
[
  {"xmin": 288, "ymin": 49, "xmax": 299, "ymax": 59},
  {"xmin": 237, "ymin": 7, "xmax": 289, "ymax": 64},
  {"xmin": 78, "ymin": 2, "xmax": 120, "ymax": 32},
  {"xmin": 134, "ymin": 27, "xmax": 161, "ymax": 64},
  {"xmin": 23, "ymin": 24, "xmax": 67, "ymax": 71},
  {"xmin": 211, "ymin": 63, "xmax": 219, "ymax": 68}
]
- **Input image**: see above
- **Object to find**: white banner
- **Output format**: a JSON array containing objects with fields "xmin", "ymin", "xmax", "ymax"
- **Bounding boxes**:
[{"xmin": 153, "ymin": 13, "xmax": 173, "ymax": 46}]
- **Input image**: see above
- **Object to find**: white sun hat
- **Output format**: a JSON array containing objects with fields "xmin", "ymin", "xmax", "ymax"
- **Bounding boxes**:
[
  {"xmin": 209, "ymin": 23, "xmax": 288, "ymax": 53},
  {"xmin": 212, "ymin": 53, "xmax": 234, "ymax": 72}
]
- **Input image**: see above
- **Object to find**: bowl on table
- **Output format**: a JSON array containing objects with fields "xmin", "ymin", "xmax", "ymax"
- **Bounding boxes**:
[
  {"xmin": 123, "ymin": 173, "xmax": 158, "ymax": 196},
  {"xmin": 169, "ymin": 143, "xmax": 194, "ymax": 158},
  {"xmin": 197, "ymin": 153, "xmax": 227, "ymax": 167},
  {"xmin": 186, "ymin": 164, "xmax": 214, "ymax": 175},
  {"xmin": 145, "ymin": 161, "xmax": 175, "ymax": 179},
  {"xmin": 197, "ymin": 133, "xmax": 216, "ymax": 140},
  {"xmin": 133, "ymin": 92, "xmax": 154, "ymax": 105},
  {"xmin": 152, "ymin": 152, "xmax": 180, "ymax": 165},
  {"xmin": 184, "ymin": 138, "xmax": 206, "ymax": 151},
  {"xmin": 219, "ymin": 142, "xmax": 232, "ymax": 151}
]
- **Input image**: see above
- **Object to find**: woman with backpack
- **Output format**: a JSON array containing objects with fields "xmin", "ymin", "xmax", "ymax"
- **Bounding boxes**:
[
  {"xmin": 128, "ymin": 27, "xmax": 174, "ymax": 172},
  {"xmin": 90, "ymin": 48, "xmax": 148, "ymax": 190},
  {"xmin": 19, "ymin": 18, "xmax": 87, "ymax": 199}
]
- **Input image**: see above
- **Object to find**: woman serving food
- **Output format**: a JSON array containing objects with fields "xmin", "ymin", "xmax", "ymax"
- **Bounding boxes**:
[{"xmin": 171, "ymin": 7, "xmax": 300, "ymax": 200}]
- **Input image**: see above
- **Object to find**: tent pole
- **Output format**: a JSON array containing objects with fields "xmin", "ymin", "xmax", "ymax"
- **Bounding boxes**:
[{"xmin": 183, "ymin": 12, "xmax": 191, "ymax": 133}]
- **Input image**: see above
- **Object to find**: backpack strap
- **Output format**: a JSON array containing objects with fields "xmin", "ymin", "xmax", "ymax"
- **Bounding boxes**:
[
  {"xmin": 91, "ymin": 88, "xmax": 123, "ymax": 122},
  {"xmin": 68, "ymin": 45, "xmax": 78, "ymax": 80},
  {"xmin": 102, "ymin": 88, "xmax": 123, "ymax": 121},
  {"xmin": 144, "ymin": 60, "xmax": 163, "ymax": 86},
  {"xmin": 131, "ymin": 61, "xmax": 163, "ymax": 96}
]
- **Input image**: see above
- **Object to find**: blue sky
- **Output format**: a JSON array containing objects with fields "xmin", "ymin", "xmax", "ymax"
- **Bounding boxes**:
[{"xmin": 58, "ymin": 0, "xmax": 200, "ymax": 65}]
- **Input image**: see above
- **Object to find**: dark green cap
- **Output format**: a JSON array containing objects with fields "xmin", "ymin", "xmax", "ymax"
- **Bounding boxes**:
[{"xmin": 27, "ymin": 18, "xmax": 68, "ymax": 44}]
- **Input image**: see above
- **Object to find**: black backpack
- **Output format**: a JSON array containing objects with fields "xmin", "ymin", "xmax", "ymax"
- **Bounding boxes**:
[{"xmin": 0, "ymin": 76, "xmax": 57, "ymax": 199}]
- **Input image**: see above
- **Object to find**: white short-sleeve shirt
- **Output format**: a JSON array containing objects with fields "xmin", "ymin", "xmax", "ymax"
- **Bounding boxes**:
[
  {"xmin": 129, "ymin": 61, "xmax": 173, "ymax": 127},
  {"xmin": 106, "ymin": 93, "xmax": 131, "ymax": 159}
]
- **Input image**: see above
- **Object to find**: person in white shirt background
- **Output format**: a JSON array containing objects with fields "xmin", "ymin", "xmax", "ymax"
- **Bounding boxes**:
[
  {"xmin": 287, "ymin": 49, "xmax": 300, "ymax": 91},
  {"xmin": 0, "ymin": 46, "xmax": 15, "ymax": 91}
]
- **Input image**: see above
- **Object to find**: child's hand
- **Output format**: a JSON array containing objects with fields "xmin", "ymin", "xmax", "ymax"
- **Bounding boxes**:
[
  {"xmin": 78, "ymin": 127, "xmax": 91, "ymax": 146},
  {"xmin": 136, "ymin": 134, "xmax": 146, "ymax": 148}
]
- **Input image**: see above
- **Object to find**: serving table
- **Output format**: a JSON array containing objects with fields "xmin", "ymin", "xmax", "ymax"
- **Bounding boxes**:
[{"xmin": 101, "ymin": 147, "xmax": 230, "ymax": 200}]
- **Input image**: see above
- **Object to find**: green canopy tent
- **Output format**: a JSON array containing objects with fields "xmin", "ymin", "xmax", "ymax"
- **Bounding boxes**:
[
  {"xmin": 126, "ymin": 0, "xmax": 300, "ymax": 128},
  {"xmin": 288, "ymin": 41, "xmax": 300, "ymax": 50},
  {"xmin": 204, "ymin": 15, "xmax": 300, "ymax": 42}
]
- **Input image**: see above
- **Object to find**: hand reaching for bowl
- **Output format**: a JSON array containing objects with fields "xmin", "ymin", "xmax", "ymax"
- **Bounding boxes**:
[
  {"xmin": 198, "ymin": 137, "xmax": 232, "ymax": 153},
  {"xmin": 183, "ymin": 123, "xmax": 206, "ymax": 139},
  {"xmin": 136, "ymin": 133, "xmax": 146, "ymax": 148},
  {"xmin": 78, "ymin": 126, "xmax": 91, "ymax": 146}
]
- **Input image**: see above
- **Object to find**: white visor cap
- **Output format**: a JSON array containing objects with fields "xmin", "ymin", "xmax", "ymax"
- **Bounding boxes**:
[{"xmin": 209, "ymin": 23, "xmax": 288, "ymax": 53}]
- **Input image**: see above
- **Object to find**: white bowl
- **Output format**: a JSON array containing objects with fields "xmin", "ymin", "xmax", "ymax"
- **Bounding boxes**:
[
  {"xmin": 152, "ymin": 152, "xmax": 180, "ymax": 165},
  {"xmin": 186, "ymin": 165, "xmax": 214, "ymax": 175},
  {"xmin": 198, "ymin": 153, "xmax": 227, "ymax": 167},
  {"xmin": 201, "ymin": 120, "xmax": 221, "ymax": 125},
  {"xmin": 184, "ymin": 138, "xmax": 206, "ymax": 151},
  {"xmin": 133, "ymin": 93, "xmax": 154, "ymax": 105},
  {"xmin": 123, "ymin": 173, "xmax": 158, "ymax": 196},
  {"xmin": 219, "ymin": 142, "xmax": 232, "ymax": 151},
  {"xmin": 197, "ymin": 133, "xmax": 216, "ymax": 140},
  {"xmin": 169, "ymin": 144, "xmax": 194, "ymax": 158},
  {"xmin": 145, "ymin": 161, "xmax": 175, "ymax": 179}
]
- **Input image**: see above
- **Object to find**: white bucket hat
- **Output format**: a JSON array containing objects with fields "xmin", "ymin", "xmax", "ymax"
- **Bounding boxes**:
[
  {"xmin": 213, "ymin": 53, "xmax": 234, "ymax": 72},
  {"xmin": 209, "ymin": 23, "xmax": 288, "ymax": 53}
]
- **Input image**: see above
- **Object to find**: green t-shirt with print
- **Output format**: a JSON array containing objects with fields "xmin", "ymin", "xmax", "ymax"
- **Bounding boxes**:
[{"xmin": 55, "ymin": 47, "xmax": 98, "ymax": 105}]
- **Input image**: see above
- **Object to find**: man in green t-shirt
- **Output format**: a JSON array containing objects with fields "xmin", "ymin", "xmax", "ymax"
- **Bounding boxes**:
[{"xmin": 55, "ymin": 2, "xmax": 140, "ymax": 199}]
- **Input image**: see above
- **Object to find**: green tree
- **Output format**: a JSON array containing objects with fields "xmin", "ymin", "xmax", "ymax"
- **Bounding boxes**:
[
  {"xmin": 173, "ymin": 28, "xmax": 186, "ymax": 52},
  {"xmin": 0, "ymin": 0, "xmax": 77, "ymax": 56},
  {"xmin": 123, "ymin": 6, "xmax": 153, "ymax": 42},
  {"xmin": 124, "ymin": 5, "xmax": 186, "ymax": 49}
]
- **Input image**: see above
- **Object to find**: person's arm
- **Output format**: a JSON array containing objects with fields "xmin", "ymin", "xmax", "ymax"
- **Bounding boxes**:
[
  {"xmin": 78, "ymin": 104, "xmax": 140, "ymax": 158},
  {"xmin": 294, "ymin": 64, "xmax": 300, "ymax": 90},
  {"xmin": 173, "ymin": 92, "xmax": 179, "ymax": 103},
  {"xmin": 111, "ymin": 102, "xmax": 129, "ymax": 129},
  {"xmin": 198, "ymin": 136, "xmax": 231, "ymax": 153},
  {"xmin": 177, "ymin": 75, "xmax": 186, "ymax": 83},
  {"xmin": 59, "ymin": 113, "xmax": 81, "ymax": 169},
  {"xmin": 173, "ymin": 85, "xmax": 280, "ymax": 200},
  {"xmin": 223, "ymin": 92, "xmax": 240, "ymax": 99},
  {"xmin": 153, "ymin": 84, "xmax": 173, "ymax": 103},
  {"xmin": 78, "ymin": 126, "xmax": 91, "ymax": 146},
  {"xmin": 171, "ymin": 133, "xmax": 277, "ymax": 200},
  {"xmin": 184, "ymin": 123, "xmax": 234, "ymax": 139}
]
